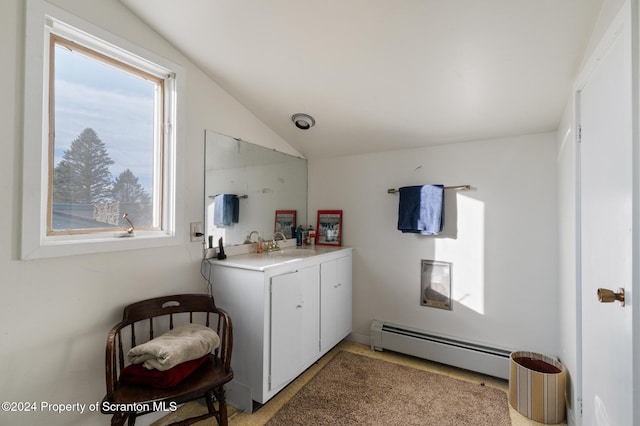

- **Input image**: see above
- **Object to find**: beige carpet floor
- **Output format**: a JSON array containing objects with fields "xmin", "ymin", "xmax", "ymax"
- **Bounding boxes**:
[
  {"xmin": 154, "ymin": 341, "xmax": 565, "ymax": 426},
  {"xmin": 265, "ymin": 350, "xmax": 511, "ymax": 425}
]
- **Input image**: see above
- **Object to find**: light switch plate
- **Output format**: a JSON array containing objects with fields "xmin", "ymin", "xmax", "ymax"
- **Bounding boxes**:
[{"xmin": 190, "ymin": 222, "xmax": 203, "ymax": 242}]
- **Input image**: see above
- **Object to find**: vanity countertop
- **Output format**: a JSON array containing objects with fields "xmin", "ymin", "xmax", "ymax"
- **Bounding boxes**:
[{"xmin": 205, "ymin": 245, "xmax": 351, "ymax": 271}]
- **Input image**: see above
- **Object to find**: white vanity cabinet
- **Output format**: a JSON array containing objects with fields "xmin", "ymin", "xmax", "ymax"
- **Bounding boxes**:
[{"xmin": 205, "ymin": 246, "xmax": 352, "ymax": 413}]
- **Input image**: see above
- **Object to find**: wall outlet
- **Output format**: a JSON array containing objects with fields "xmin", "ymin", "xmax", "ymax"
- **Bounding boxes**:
[{"xmin": 190, "ymin": 222, "xmax": 203, "ymax": 242}]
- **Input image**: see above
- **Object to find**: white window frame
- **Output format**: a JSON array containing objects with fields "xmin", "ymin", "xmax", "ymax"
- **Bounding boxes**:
[{"xmin": 22, "ymin": 0, "xmax": 184, "ymax": 259}]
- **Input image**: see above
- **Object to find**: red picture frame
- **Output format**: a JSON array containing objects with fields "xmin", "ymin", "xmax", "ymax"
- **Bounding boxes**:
[
  {"xmin": 316, "ymin": 210, "xmax": 342, "ymax": 246},
  {"xmin": 274, "ymin": 210, "xmax": 296, "ymax": 239}
]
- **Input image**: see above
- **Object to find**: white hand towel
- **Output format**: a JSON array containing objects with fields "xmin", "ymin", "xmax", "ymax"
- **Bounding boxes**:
[{"xmin": 127, "ymin": 323, "xmax": 220, "ymax": 371}]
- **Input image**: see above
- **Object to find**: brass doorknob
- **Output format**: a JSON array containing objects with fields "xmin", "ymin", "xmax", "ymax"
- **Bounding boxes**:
[{"xmin": 597, "ymin": 288, "xmax": 625, "ymax": 306}]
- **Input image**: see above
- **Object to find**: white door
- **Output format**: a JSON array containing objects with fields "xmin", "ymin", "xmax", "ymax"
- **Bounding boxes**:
[{"xmin": 579, "ymin": 3, "xmax": 635, "ymax": 425}]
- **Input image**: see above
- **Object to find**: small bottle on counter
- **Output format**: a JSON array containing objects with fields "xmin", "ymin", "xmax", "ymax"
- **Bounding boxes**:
[
  {"xmin": 306, "ymin": 225, "xmax": 313, "ymax": 245},
  {"xmin": 296, "ymin": 225, "xmax": 303, "ymax": 246}
]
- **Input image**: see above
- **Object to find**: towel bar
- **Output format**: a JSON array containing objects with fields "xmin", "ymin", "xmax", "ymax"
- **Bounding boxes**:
[
  {"xmin": 208, "ymin": 194, "xmax": 248, "ymax": 199},
  {"xmin": 387, "ymin": 185, "xmax": 470, "ymax": 194}
]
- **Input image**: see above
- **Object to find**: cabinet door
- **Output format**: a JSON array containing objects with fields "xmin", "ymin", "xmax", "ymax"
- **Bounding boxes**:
[
  {"xmin": 298, "ymin": 265, "xmax": 320, "ymax": 367},
  {"xmin": 320, "ymin": 259, "xmax": 337, "ymax": 353},
  {"xmin": 270, "ymin": 270, "xmax": 302, "ymax": 390},
  {"xmin": 269, "ymin": 265, "xmax": 319, "ymax": 391},
  {"xmin": 335, "ymin": 255, "xmax": 352, "ymax": 340},
  {"xmin": 320, "ymin": 255, "xmax": 352, "ymax": 353}
]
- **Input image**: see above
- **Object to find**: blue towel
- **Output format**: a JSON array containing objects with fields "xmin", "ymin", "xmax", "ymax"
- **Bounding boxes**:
[
  {"xmin": 213, "ymin": 194, "xmax": 239, "ymax": 227},
  {"xmin": 397, "ymin": 185, "xmax": 444, "ymax": 235}
]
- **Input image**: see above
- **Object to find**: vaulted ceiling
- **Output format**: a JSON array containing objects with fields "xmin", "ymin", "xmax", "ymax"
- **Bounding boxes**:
[{"xmin": 120, "ymin": 0, "xmax": 603, "ymax": 159}]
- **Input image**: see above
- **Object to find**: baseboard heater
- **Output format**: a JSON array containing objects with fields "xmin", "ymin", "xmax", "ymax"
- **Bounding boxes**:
[{"xmin": 370, "ymin": 320, "xmax": 511, "ymax": 379}]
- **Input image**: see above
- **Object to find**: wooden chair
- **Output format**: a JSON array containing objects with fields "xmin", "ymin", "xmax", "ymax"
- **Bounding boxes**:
[{"xmin": 101, "ymin": 294, "xmax": 233, "ymax": 426}]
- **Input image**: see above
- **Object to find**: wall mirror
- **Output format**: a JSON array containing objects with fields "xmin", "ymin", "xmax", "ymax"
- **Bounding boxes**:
[{"xmin": 204, "ymin": 130, "xmax": 307, "ymax": 247}]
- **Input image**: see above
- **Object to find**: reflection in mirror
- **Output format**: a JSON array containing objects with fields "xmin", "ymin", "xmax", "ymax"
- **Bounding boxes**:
[{"xmin": 204, "ymin": 130, "xmax": 307, "ymax": 247}]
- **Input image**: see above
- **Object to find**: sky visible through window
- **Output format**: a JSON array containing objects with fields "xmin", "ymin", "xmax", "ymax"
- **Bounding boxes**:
[{"xmin": 54, "ymin": 44, "xmax": 155, "ymax": 192}]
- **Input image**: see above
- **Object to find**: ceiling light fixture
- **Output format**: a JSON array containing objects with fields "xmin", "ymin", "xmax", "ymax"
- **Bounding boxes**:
[{"xmin": 291, "ymin": 113, "xmax": 315, "ymax": 130}]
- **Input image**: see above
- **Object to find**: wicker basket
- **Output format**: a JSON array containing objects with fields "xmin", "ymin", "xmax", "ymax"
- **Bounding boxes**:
[{"xmin": 509, "ymin": 351, "xmax": 566, "ymax": 424}]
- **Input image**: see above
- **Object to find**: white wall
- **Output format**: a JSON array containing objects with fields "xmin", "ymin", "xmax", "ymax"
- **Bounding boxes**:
[
  {"xmin": 0, "ymin": 1, "xmax": 297, "ymax": 425},
  {"xmin": 309, "ymin": 133, "xmax": 559, "ymax": 355},
  {"xmin": 581, "ymin": 0, "xmax": 625, "ymax": 69}
]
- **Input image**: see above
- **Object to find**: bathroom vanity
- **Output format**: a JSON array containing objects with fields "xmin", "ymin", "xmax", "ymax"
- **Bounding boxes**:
[{"xmin": 203, "ymin": 245, "xmax": 352, "ymax": 412}]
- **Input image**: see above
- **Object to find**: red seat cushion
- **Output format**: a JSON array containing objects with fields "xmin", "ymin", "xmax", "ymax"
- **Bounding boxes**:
[{"xmin": 119, "ymin": 355, "xmax": 208, "ymax": 389}]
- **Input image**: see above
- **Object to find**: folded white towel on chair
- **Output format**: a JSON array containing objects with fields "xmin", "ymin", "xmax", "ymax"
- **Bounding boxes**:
[{"xmin": 127, "ymin": 323, "xmax": 220, "ymax": 371}]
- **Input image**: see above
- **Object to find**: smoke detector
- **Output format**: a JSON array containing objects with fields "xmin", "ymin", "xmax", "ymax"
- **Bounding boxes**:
[{"xmin": 291, "ymin": 113, "xmax": 315, "ymax": 130}]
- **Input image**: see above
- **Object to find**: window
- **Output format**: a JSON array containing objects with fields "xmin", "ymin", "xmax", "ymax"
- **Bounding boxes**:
[
  {"xmin": 23, "ymin": 1, "xmax": 184, "ymax": 259},
  {"xmin": 49, "ymin": 34, "xmax": 163, "ymax": 235}
]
